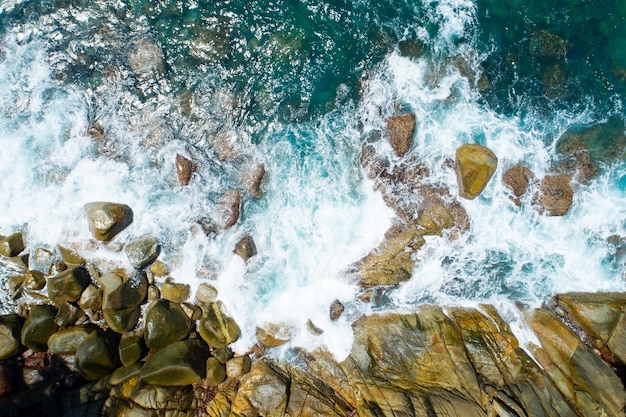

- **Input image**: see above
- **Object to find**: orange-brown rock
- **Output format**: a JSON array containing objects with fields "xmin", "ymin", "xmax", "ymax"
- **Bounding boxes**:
[
  {"xmin": 175, "ymin": 154, "xmax": 197, "ymax": 186},
  {"xmin": 386, "ymin": 113, "xmax": 416, "ymax": 157},
  {"xmin": 455, "ymin": 143, "xmax": 498, "ymax": 199}
]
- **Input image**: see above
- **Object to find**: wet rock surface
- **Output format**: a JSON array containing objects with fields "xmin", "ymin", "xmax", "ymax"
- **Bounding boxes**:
[
  {"xmin": 385, "ymin": 113, "xmax": 416, "ymax": 157},
  {"xmin": 84, "ymin": 202, "xmax": 133, "ymax": 241},
  {"xmin": 455, "ymin": 143, "xmax": 498, "ymax": 199}
]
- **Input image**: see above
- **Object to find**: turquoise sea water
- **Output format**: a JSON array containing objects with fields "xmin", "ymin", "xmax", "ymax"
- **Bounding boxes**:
[{"xmin": 1, "ymin": 0, "xmax": 626, "ymax": 355}]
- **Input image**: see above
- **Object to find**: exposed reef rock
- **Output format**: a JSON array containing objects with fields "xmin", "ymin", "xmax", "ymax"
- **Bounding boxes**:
[{"xmin": 385, "ymin": 113, "xmax": 416, "ymax": 157}]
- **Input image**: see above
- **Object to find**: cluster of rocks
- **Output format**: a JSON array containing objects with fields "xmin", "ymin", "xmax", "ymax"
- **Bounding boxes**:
[
  {"xmin": 0, "ymin": 201, "xmax": 267, "ymax": 416},
  {"xmin": 354, "ymin": 110, "xmax": 609, "ymax": 289}
]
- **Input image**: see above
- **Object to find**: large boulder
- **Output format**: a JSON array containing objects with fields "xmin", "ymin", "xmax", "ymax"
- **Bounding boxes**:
[
  {"xmin": 535, "ymin": 174, "xmax": 573, "ymax": 216},
  {"xmin": 139, "ymin": 339, "xmax": 209, "ymax": 386},
  {"xmin": 230, "ymin": 361, "xmax": 289, "ymax": 416},
  {"xmin": 198, "ymin": 302, "xmax": 241, "ymax": 349},
  {"xmin": 455, "ymin": 143, "xmax": 498, "ymax": 199},
  {"xmin": 124, "ymin": 236, "xmax": 160, "ymax": 269},
  {"xmin": 386, "ymin": 113, "xmax": 416, "ymax": 157},
  {"xmin": 0, "ymin": 232, "xmax": 25, "ymax": 257},
  {"xmin": 0, "ymin": 314, "xmax": 22, "ymax": 360},
  {"xmin": 84, "ymin": 202, "xmax": 133, "ymax": 241},
  {"xmin": 20, "ymin": 305, "xmax": 57, "ymax": 352},
  {"xmin": 144, "ymin": 299, "xmax": 191, "ymax": 349},
  {"xmin": 256, "ymin": 323, "xmax": 292, "ymax": 348},
  {"xmin": 99, "ymin": 269, "xmax": 147, "ymax": 333},
  {"xmin": 46, "ymin": 266, "xmax": 91, "ymax": 305},
  {"xmin": 118, "ymin": 334, "xmax": 143, "ymax": 367},
  {"xmin": 75, "ymin": 330, "xmax": 119, "ymax": 380}
]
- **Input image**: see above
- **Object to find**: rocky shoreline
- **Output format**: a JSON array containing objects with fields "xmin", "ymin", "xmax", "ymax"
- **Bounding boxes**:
[{"xmin": 2, "ymin": 113, "xmax": 626, "ymax": 416}]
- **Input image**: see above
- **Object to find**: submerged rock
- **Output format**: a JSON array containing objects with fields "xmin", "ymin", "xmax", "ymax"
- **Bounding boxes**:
[
  {"xmin": 556, "ymin": 115, "xmax": 626, "ymax": 165},
  {"xmin": 128, "ymin": 38, "xmax": 164, "ymax": 76},
  {"xmin": 216, "ymin": 189, "xmax": 241, "ymax": 230},
  {"xmin": 84, "ymin": 202, "xmax": 133, "ymax": 241},
  {"xmin": 385, "ymin": 113, "xmax": 416, "ymax": 157},
  {"xmin": 455, "ymin": 143, "xmax": 498, "ymax": 199},
  {"xmin": 241, "ymin": 163, "xmax": 266, "ymax": 197},
  {"xmin": 139, "ymin": 339, "xmax": 209, "ymax": 386}
]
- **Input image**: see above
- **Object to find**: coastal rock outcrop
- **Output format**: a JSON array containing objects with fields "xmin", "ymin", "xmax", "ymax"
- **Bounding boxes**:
[{"xmin": 535, "ymin": 174, "xmax": 574, "ymax": 216}]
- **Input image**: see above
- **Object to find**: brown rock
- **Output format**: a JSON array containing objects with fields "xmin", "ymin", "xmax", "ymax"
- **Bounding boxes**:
[
  {"xmin": 242, "ymin": 164, "xmax": 265, "ymax": 197},
  {"xmin": 329, "ymin": 300, "xmax": 345, "ymax": 321},
  {"xmin": 175, "ymin": 154, "xmax": 197, "ymax": 186},
  {"xmin": 256, "ymin": 323, "xmax": 292, "ymax": 348},
  {"xmin": 217, "ymin": 189, "xmax": 241, "ymax": 230},
  {"xmin": 234, "ymin": 234, "xmax": 257, "ymax": 262},
  {"xmin": 535, "ymin": 174, "xmax": 573, "ymax": 216},
  {"xmin": 386, "ymin": 113, "xmax": 416, "ymax": 157},
  {"xmin": 502, "ymin": 164, "xmax": 535, "ymax": 205},
  {"xmin": 0, "ymin": 232, "xmax": 25, "ymax": 257},
  {"xmin": 455, "ymin": 143, "xmax": 498, "ymax": 199}
]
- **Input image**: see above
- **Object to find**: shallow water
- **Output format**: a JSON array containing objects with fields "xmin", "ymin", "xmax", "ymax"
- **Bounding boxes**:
[{"xmin": 1, "ymin": 0, "xmax": 625, "ymax": 358}]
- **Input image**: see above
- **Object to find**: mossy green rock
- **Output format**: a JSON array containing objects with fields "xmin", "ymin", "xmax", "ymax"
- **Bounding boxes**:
[
  {"xmin": 161, "ymin": 278, "xmax": 191, "ymax": 303},
  {"xmin": 57, "ymin": 244, "xmax": 86, "ymax": 266},
  {"xmin": 0, "ymin": 232, "xmax": 25, "ymax": 257},
  {"xmin": 47, "ymin": 266, "xmax": 91, "ymax": 305},
  {"xmin": 205, "ymin": 357, "xmax": 227, "ymax": 386},
  {"xmin": 198, "ymin": 301, "xmax": 241, "ymax": 348},
  {"xmin": 48, "ymin": 325, "xmax": 97, "ymax": 355},
  {"xmin": 24, "ymin": 270, "xmax": 46, "ymax": 291},
  {"xmin": 119, "ymin": 334, "xmax": 144, "ymax": 366},
  {"xmin": 75, "ymin": 330, "xmax": 119, "ymax": 380},
  {"xmin": 139, "ymin": 339, "xmax": 209, "ymax": 386},
  {"xmin": 0, "ymin": 314, "xmax": 23, "ymax": 360},
  {"xmin": 54, "ymin": 301, "xmax": 83, "ymax": 327},
  {"xmin": 21, "ymin": 304, "xmax": 57, "ymax": 352},
  {"xmin": 103, "ymin": 306, "xmax": 141, "ymax": 333},
  {"xmin": 84, "ymin": 202, "xmax": 133, "ymax": 241},
  {"xmin": 100, "ymin": 269, "xmax": 147, "ymax": 310},
  {"xmin": 124, "ymin": 236, "xmax": 160, "ymax": 269},
  {"xmin": 455, "ymin": 143, "xmax": 498, "ymax": 199},
  {"xmin": 110, "ymin": 362, "xmax": 142, "ymax": 386},
  {"xmin": 144, "ymin": 299, "xmax": 191, "ymax": 349}
]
